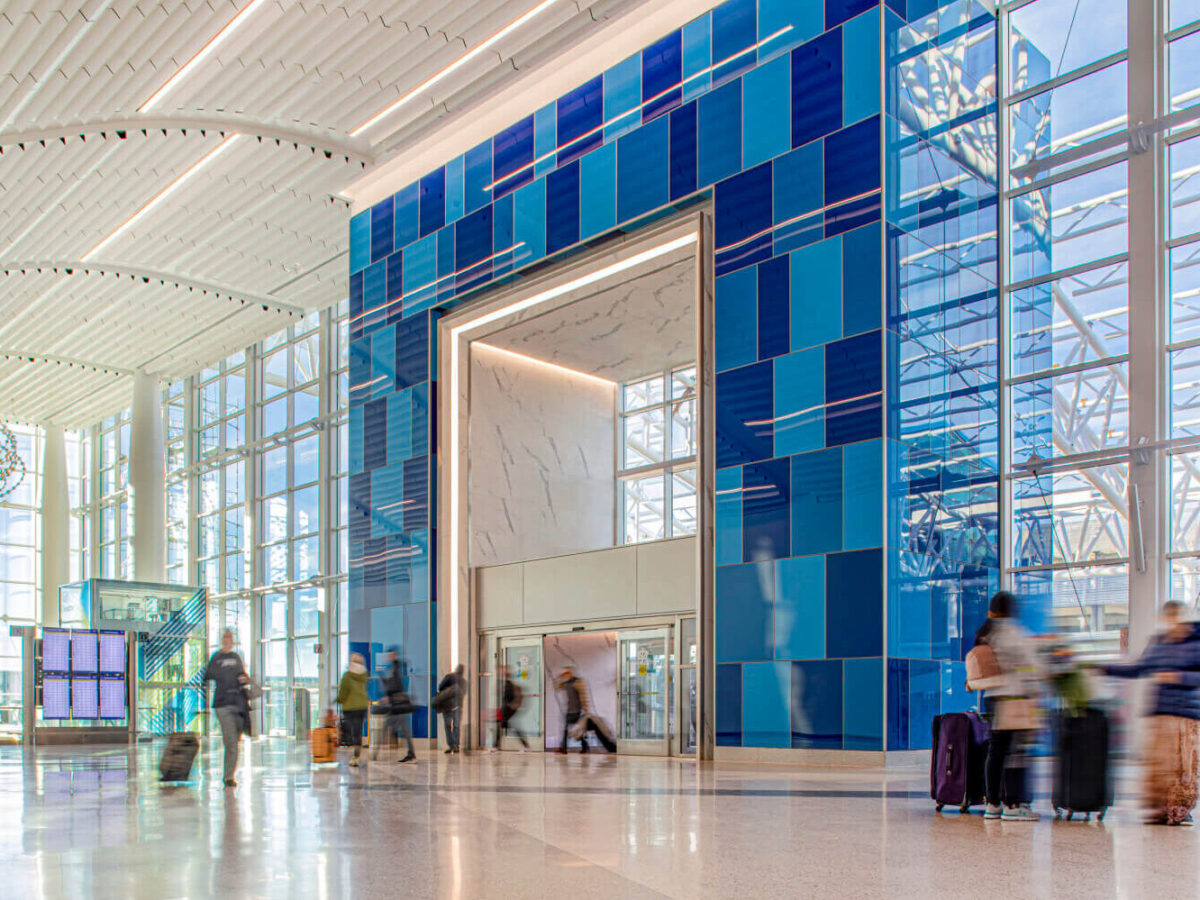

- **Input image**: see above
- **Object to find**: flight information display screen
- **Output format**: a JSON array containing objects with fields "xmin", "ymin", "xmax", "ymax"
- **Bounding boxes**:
[
  {"xmin": 71, "ymin": 630, "xmax": 99, "ymax": 673},
  {"xmin": 42, "ymin": 676, "xmax": 70, "ymax": 719},
  {"xmin": 99, "ymin": 631, "xmax": 125, "ymax": 674},
  {"xmin": 71, "ymin": 676, "xmax": 99, "ymax": 719},
  {"xmin": 99, "ymin": 677, "xmax": 126, "ymax": 720},
  {"xmin": 42, "ymin": 629, "xmax": 70, "ymax": 673}
]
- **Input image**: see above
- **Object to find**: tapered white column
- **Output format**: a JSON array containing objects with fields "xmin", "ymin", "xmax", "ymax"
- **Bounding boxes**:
[
  {"xmin": 40, "ymin": 425, "xmax": 69, "ymax": 625},
  {"xmin": 130, "ymin": 370, "xmax": 166, "ymax": 582}
]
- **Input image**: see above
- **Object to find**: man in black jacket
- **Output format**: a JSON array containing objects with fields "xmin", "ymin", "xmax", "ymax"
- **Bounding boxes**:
[
  {"xmin": 374, "ymin": 648, "xmax": 416, "ymax": 762},
  {"xmin": 436, "ymin": 664, "xmax": 466, "ymax": 753},
  {"xmin": 202, "ymin": 629, "xmax": 251, "ymax": 786}
]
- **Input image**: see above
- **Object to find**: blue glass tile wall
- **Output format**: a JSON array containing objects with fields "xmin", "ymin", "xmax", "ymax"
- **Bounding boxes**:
[
  {"xmin": 348, "ymin": 0, "xmax": 997, "ymax": 750},
  {"xmin": 883, "ymin": 0, "xmax": 1000, "ymax": 749}
]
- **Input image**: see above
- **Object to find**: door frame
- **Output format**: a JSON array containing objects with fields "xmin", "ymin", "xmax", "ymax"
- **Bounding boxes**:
[
  {"xmin": 442, "ymin": 212, "xmax": 715, "ymax": 755},
  {"xmin": 615, "ymin": 626, "xmax": 672, "ymax": 756}
]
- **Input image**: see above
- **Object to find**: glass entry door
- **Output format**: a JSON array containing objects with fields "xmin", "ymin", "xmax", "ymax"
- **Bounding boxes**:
[
  {"xmin": 498, "ymin": 637, "xmax": 543, "ymax": 750},
  {"xmin": 618, "ymin": 629, "xmax": 670, "ymax": 755}
]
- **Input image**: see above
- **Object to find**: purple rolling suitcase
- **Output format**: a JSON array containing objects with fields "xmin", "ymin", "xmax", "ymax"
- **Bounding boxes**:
[{"xmin": 931, "ymin": 712, "xmax": 989, "ymax": 812}]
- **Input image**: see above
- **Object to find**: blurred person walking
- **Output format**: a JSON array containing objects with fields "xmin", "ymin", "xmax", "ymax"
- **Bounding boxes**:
[
  {"xmin": 434, "ymin": 664, "xmax": 466, "ymax": 754},
  {"xmin": 493, "ymin": 666, "xmax": 529, "ymax": 750},
  {"xmin": 373, "ymin": 648, "xmax": 416, "ymax": 763},
  {"xmin": 203, "ymin": 629, "xmax": 253, "ymax": 788},
  {"xmin": 968, "ymin": 591, "xmax": 1042, "ymax": 821},
  {"xmin": 556, "ymin": 668, "xmax": 616, "ymax": 754},
  {"xmin": 337, "ymin": 652, "xmax": 370, "ymax": 767},
  {"xmin": 1104, "ymin": 600, "xmax": 1200, "ymax": 825}
]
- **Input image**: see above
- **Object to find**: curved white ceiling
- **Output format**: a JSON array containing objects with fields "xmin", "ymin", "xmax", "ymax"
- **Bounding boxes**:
[{"xmin": 0, "ymin": 0, "xmax": 646, "ymax": 426}]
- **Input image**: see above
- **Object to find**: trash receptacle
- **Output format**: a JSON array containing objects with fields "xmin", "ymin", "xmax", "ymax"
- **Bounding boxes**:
[{"xmin": 293, "ymin": 688, "xmax": 311, "ymax": 737}]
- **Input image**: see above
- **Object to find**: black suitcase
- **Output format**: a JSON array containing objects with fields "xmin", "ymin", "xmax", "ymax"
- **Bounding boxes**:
[
  {"xmin": 1052, "ymin": 708, "xmax": 1112, "ymax": 820},
  {"xmin": 159, "ymin": 732, "xmax": 199, "ymax": 782}
]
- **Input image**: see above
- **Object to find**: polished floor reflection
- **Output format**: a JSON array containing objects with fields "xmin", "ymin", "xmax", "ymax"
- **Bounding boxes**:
[{"xmin": 2, "ymin": 739, "xmax": 1199, "ymax": 898}]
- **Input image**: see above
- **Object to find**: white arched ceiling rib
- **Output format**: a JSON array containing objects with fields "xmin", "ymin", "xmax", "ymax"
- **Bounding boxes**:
[{"xmin": 0, "ymin": 0, "xmax": 644, "ymax": 427}]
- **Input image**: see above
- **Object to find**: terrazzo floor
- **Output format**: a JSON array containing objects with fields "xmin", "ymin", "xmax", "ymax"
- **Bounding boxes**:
[{"xmin": 1, "ymin": 738, "xmax": 1197, "ymax": 898}]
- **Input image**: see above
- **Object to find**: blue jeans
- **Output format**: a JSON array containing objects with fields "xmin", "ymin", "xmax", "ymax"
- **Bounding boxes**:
[{"xmin": 442, "ymin": 707, "xmax": 461, "ymax": 750}]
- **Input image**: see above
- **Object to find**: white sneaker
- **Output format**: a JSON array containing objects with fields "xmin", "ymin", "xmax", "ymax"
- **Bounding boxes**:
[
  {"xmin": 984, "ymin": 804, "xmax": 1002, "ymax": 820},
  {"xmin": 348, "ymin": 758, "xmax": 359, "ymax": 768},
  {"xmin": 1001, "ymin": 806, "xmax": 1040, "ymax": 821}
]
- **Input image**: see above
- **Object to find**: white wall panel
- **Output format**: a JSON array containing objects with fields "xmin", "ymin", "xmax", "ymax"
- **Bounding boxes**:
[{"xmin": 635, "ymin": 537, "xmax": 696, "ymax": 616}]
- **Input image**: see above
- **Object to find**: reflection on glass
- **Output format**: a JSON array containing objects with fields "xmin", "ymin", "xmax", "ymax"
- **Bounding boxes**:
[
  {"xmin": 1169, "ymin": 29, "xmax": 1200, "ymax": 114},
  {"xmin": 1010, "ymin": 464, "xmax": 1129, "ymax": 567},
  {"xmin": 1009, "ymin": 262, "xmax": 1128, "ymax": 378},
  {"xmin": 1171, "ymin": 240, "xmax": 1200, "ymax": 345},
  {"xmin": 1171, "ymin": 345, "xmax": 1200, "ymax": 439},
  {"xmin": 1008, "ymin": 0, "xmax": 1127, "ymax": 93},
  {"xmin": 1011, "ymin": 564, "xmax": 1128, "ymax": 655},
  {"xmin": 1009, "ymin": 62, "xmax": 1127, "ymax": 171},
  {"xmin": 1010, "ymin": 362, "xmax": 1129, "ymax": 462},
  {"xmin": 1009, "ymin": 161, "xmax": 1128, "ymax": 283}
]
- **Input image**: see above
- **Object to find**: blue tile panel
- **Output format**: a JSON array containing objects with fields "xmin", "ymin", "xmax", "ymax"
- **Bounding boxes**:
[{"xmin": 345, "ymin": 0, "xmax": 973, "ymax": 750}]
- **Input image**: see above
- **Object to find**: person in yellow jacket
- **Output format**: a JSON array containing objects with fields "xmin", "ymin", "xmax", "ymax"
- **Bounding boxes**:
[{"xmin": 336, "ymin": 652, "xmax": 370, "ymax": 767}]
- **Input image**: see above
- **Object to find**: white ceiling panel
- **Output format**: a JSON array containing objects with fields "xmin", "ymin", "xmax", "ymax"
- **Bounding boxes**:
[{"xmin": 0, "ymin": 0, "xmax": 648, "ymax": 427}]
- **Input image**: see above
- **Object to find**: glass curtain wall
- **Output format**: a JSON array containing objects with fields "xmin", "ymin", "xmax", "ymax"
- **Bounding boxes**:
[
  {"xmin": 1000, "ymin": 0, "xmax": 1200, "ymax": 652},
  {"xmin": 72, "ymin": 300, "xmax": 350, "ymax": 734}
]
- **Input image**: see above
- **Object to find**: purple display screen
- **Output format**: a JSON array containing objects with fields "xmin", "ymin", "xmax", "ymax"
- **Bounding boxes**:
[
  {"xmin": 99, "ymin": 631, "xmax": 125, "ymax": 675},
  {"xmin": 42, "ymin": 629, "xmax": 70, "ymax": 673},
  {"xmin": 71, "ymin": 630, "xmax": 98, "ymax": 673},
  {"xmin": 99, "ymin": 677, "xmax": 126, "ymax": 720},
  {"xmin": 71, "ymin": 676, "xmax": 99, "ymax": 719},
  {"xmin": 42, "ymin": 676, "xmax": 70, "ymax": 719}
]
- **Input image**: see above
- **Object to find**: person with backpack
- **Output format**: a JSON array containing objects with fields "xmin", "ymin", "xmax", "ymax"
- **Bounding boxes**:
[
  {"xmin": 434, "ymin": 664, "xmax": 466, "ymax": 754},
  {"xmin": 336, "ymin": 652, "xmax": 370, "ymax": 767},
  {"xmin": 967, "ymin": 591, "xmax": 1042, "ymax": 821},
  {"xmin": 202, "ymin": 628, "xmax": 252, "ymax": 787},
  {"xmin": 493, "ymin": 665, "xmax": 529, "ymax": 750},
  {"xmin": 1103, "ymin": 600, "xmax": 1200, "ymax": 825},
  {"xmin": 373, "ymin": 648, "xmax": 416, "ymax": 763}
]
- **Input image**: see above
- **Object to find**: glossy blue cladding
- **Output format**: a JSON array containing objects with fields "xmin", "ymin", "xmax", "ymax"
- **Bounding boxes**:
[{"xmin": 349, "ymin": 0, "xmax": 996, "ymax": 750}]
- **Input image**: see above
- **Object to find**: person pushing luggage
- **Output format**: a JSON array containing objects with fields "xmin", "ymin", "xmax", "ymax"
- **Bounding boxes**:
[
  {"xmin": 203, "ymin": 629, "xmax": 252, "ymax": 787},
  {"xmin": 967, "ymin": 591, "xmax": 1042, "ymax": 821}
]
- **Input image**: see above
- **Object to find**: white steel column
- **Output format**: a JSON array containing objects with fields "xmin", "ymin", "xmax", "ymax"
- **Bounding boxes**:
[
  {"xmin": 130, "ymin": 370, "xmax": 166, "ymax": 582},
  {"xmin": 39, "ymin": 425, "xmax": 69, "ymax": 625},
  {"xmin": 1126, "ymin": 0, "xmax": 1165, "ymax": 652}
]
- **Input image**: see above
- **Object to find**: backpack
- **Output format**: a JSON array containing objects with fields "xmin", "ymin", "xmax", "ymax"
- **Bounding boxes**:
[{"xmin": 965, "ymin": 643, "xmax": 1004, "ymax": 691}]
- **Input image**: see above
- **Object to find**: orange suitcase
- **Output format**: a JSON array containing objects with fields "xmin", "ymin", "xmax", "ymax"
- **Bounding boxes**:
[{"xmin": 311, "ymin": 726, "xmax": 337, "ymax": 764}]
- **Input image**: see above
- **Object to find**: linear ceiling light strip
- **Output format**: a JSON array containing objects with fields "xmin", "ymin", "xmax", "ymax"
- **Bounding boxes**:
[
  {"xmin": 81, "ymin": 135, "xmax": 240, "ymax": 261},
  {"xmin": 473, "ymin": 341, "xmax": 617, "ymax": 387},
  {"xmin": 138, "ymin": 0, "xmax": 270, "ymax": 112},
  {"xmin": 349, "ymin": 0, "xmax": 567, "ymax": 138}
]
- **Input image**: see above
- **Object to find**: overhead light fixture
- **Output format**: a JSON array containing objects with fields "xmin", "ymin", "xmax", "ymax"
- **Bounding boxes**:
[
  {"xmin": 447, "ymin": 230, "xmax": 697, "ymax": 666},
  {"xmin": 138, "ymin": 0, "xmax": 269, "ymax": 112},
  {"xmin": 82, "ymin": 135, "xmax": 240, "ymax": 261},
  {"xmin": 349, "ymin": 0, "xmax": 566, "ymax": 138},
  {"xmin": 473, "ymin": 341, "xmax": 616, "ymax": 387}
]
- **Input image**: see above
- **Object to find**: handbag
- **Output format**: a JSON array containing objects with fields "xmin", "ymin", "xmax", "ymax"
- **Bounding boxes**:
[
  {"xmin": 243, "ymin": 677, "xmax": 264, "ymax": 701},
  {"xmin": 390, "ymin": 692, "xmax": 415, "ymax": 715},
  {"xmin": 994, "ymin": 697, "xmax": 1040, "ymax": 731}
]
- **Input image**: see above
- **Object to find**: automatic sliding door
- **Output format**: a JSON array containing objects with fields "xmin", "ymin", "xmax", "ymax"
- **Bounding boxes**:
[{"xmin": 618, "ymin": 629, "xmax": 670, "ymax": 755}]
